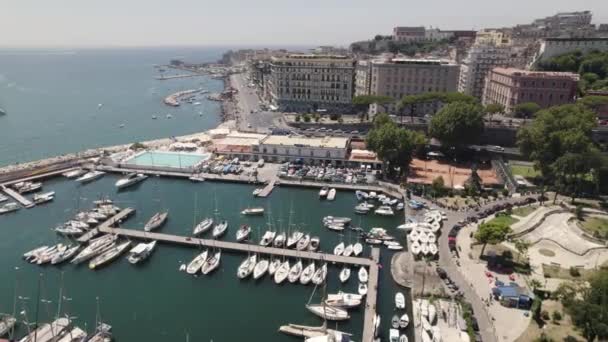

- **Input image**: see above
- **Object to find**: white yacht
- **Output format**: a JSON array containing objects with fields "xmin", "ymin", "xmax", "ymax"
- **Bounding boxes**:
[
  {"xmin": 339, "ymin": 267, "xmax": 351, "ymax": 283},
  {"xmin": 70, "ymin": 236, "xmax": 117, "ymax": 264},
  {"xmin": 186, "ymin": 250, "xmax": 208, "ymax": 275},
  {"xmin": 259, "ymin": 230, "xmax": 276, "ymax": 246},
  {"xmin": 325, "ymin": 292, "xmax": 361, "ymax": 308},
  {"xmin": 253, "ymin": 259, "xmax": 269, "ymax": 279},
  {"xmin": 358, "ymin": 266, "xmax": 369, "ymax": 283},
  {"xmin": 333, "ymin": 242, "xmax": 345, "ymax": 256},
  {"xmin": 0, "ymin": 194, "xmax": 8, "ymax": 203},
  {"xmin": 306, "ymin": 304, "xmax": 349, "ymax": 321},
  {"xmin": 319, "ymin": 187, "xmax": 329, "ymax": 198},
  {"xmin": 89, "ymin": 241, "xmax": 131, "ymax": 270},
  {"xmin": 300, "ymin": 262, "xmax": 315, "ymax": 285},
  {"xmin": 127, "ymin": 241, "xmax": 156, "ymax": 264},
  {"xmin": 13, "ymin": 181, "xmax": 42, "ymax": 194},
  {"xmin": 241, "ymin": 207, "xmax": 264, "ymax": 216},
  {"xmin": 311, "ymin": 263, "xmax": 328, "ymax": 285},
  {"xmin": 237, "ymin": 254, "xmax": 257, "ymax": 279},
  {"xmin": 76, "ymin": 170, "xmax": 106, "ymax": 183},
  {"xmin": 212, "ymin": 220, "xmax": 228, "ymax": 238},
  {"xmin": 354, "ymin": 203, "xmax": 371, "ymax": 214},
  {"xmin": 375, "ymin": 206, "xmax": 395, "ymax": 216},
  {"xmin": 201, "ymin": 250, "xmax": 221, "ymax": 275},
  {"xmin": 33, "ymin": 191, "xmax": 55, "ymax": 204},
  {"xmin": 193, "ymin": 217, "xmax": 213, "ymax": 236},
  {"xmin": 115, "ymin": 173, "xmax": 148, "ymax": 189},
  {"xmin": 145, "ymin": 211, "xmax": 168, "ymax": 232},
  {"xmin": 355, "ymin": 190, "xmax": 369, "ymax": 201},
  {"xmin": 274, "ymin": 260, "xmax": 290, "ymax": 284},
  {"xmin": 399, "ymin": 313, "xmax": 409, "ymax": 329},
  {"xmin": 327, "ymin": 188, "xmax": 336, "ymax": 201}
]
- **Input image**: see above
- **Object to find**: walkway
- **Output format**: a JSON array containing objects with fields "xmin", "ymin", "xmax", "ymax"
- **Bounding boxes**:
[
  {"xmin": 77, "ymin": 208, "xmax": 136, "ymax": 243},
  {"xmin": 361, "ymin": 247, "xmax": 380, "ymax": 342},
  {"xmin": 257, "ymin": 178, "xmax": 276, "ymax": 198},
  {"xmin": 1, "ymin": 186, "xmax": 34, "ymax": 208},
  {"xmin": 278, "ymin": 179, "xmax": 403, "ymax": 199}
]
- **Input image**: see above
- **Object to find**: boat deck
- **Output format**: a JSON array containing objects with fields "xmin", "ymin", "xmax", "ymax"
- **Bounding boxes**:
[
  {"xmin": 1, "ymin": 186, "xmax": 34, "ymax": 208},
  {"xmin": 257, "ymin": 178, "xmax": 276, "ymax": 198},
  {"xmin": 77, "ymin": 207, "xmax": 136, "ymax": 243}
]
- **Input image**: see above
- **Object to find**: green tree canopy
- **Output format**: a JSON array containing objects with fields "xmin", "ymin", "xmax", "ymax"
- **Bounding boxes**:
[
  {"xmin": 399, "ymin": 91, "xmax": 477, "ymax": 108},
  {"xmin": 578, "ymin": 95, "xmax": 608, "ymax": 113},
  {"xmin": 484, "ymin": 103, "xmax": 505, "ymax": 115},
  {"xmin": 474, "ymin": 221, "xmax": 512, "ymax": 258},
  {"xmin": 513, "ymin": 102, "xmax": 541, "ymax": 118},
  {"xmin": 353, "ymin": 95, "xmax": 394, "ymax": 114},
  {"xmin": 429, "ymin": 102, "xmax": 485, "ymax": 149}
]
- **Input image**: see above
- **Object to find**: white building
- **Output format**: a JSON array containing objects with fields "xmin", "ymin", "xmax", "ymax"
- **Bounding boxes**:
[
  {"xmin": 537, "ymin": 37, "xmax": 608, "ymax": 61},
  {"xmin": 255, "ymin": 135, "xmax": 350, "ymax": 165}
]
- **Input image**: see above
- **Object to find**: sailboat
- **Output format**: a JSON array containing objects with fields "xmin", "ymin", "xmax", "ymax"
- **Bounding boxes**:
[
  {"xmin": 343, "ymin": 244, "xmax": 354, "ymax": 257},
  {"xmin": 312, "ymin": 263, "xmax": 328, "ymax": 285},
  {"xmin": 300, "ymin": 262, "xmax": 316, "ymax": 285},
  {"xmin": 260, "ymin": 230, "xmax": 276, "ymax": 246},
  {"xmin": 325, "ymin": 292, "xmax": 362, "ymax": 308},
  {"xmin": 253, "ymin": 258, "xmax": 269, "ymax": 279},
  {"xmin": 274, "ymin": 260, "xmax": 290, "ymax": 284},
  {"xmin": 333, "ymin": 242, "xmax": 345, "ymax": 256},
  {"xmin": 273, "ymin": 231, "xmax": 286, "ymax": 248},
  {"xmin": 193, "ymin": 218, "xmax": 213, "ymax": 236},
  {"xmin": 288, "ymin": 260, "xmax": 303, "ymax": 283},
  {"xmin": 0, "ymin": 314, "xmax": 16, "ymax": 337},
  {"xmin": 308, "ymin": 237, "xmax": 320, "ymax": 251},
  {"xmin": 286, "ymin": 230, "xmax": 304, "ymax": 248},
  {"xmin": 89, "ymin": 241, "xmax": 132, "ymax": 269},
  {"xmin": 268, "ymin": 258, "xmax": 281, "ymax": 276},
  {"xmin": 237, "ymin": 254, "xmax": 257, "ymax": 279},
  {"xmin": 296, "ymin": 234, "xmax": 311, "ymax": 251},
  {"xmin": 211, "ymin": 194, "xmax": 228, "ymax": 238},
  {"xmin": 358, "ymin": 266, "xmax": 369, "ymax": 283},
  {"xmin": 306, "ymin": 304, "xmax": 349, "ymax": 321},
  {"xmin": 186, "ymin": 250, "xmax": 208, "ymax": 275},
  {"xmin": 201, "ymin": 250, "xmax": 221, "ymax": 275},
  {"xmin": 236, "ymin": 225, "xmax": 251, "ymax": 242},
  {"xmin": 144, "ymin": 212, "xmax": 168, "ymax": 232},
  {"xmin": 339, "ymin": 267, "xmax": 351, "ymax": 283}
]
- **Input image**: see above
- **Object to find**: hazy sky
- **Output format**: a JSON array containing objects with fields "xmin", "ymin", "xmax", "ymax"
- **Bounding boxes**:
[{"xmin": 1, "ymin": 0, "xmax": 607, "ymax": 47}]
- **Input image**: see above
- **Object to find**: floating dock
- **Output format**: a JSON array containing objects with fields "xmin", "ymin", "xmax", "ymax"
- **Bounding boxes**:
[
  {"xmin": 257, "ymin": 178, "xmax": 276, "ymax": 198},
  {"xmin": 77, "ymin": 207, "xmax": 136, "ymax": 243},
  {"xmin": 1, "ymin": 186, "xmax": 34, "ymax": 208}
]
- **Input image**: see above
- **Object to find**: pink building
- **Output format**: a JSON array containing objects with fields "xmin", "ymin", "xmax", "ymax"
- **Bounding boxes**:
[{"xmin": 482, "ymin": 67, "xmax": 579, "ymax": 113}]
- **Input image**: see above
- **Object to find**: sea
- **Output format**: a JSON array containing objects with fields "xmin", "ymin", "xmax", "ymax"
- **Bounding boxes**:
[{"xmin": 0, "ymin": 47, "xmax": 412, "ymax": 341}]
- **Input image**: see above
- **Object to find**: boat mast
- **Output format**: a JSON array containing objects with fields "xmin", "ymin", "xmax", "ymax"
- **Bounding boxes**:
[
  {"xmin": 55, "ymin": 272, "xmax": 64, "ymax": 320},
  {"xmin": 9, "ymin": 266, "xmax": 20, "ymax": 339}
]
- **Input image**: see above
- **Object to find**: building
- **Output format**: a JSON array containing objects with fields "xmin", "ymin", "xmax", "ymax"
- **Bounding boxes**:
[
  {"xmin": 475, "ymin": 29, "xmax": 512, "ymax": 46},
  {"xmin": 393, "ymin": 26, "xmax": 426, "ymax": 42},
  {"xmin": 537, "ymin": 37, "xmax": 608, "ymax": 61},
  {"xmin": 255, "ymin": 135, "xmax": 350, "ymax": 165},
  {"xmin": 458, "ymin": 44, "xmax": 529, "ymax": 99},
  {"xmin": 424, "ymin": 28, "xmax": 454, "ymax": 41},
  {"xmin": 513, "ymin": 11, "xmax": 596, "ymax": 39},
  {"xmin": 267, "ymin": 54, "xmax": 356, "ymax": 112},
  {"xmin": 482, "ymin": 67, "xmax": 579, "ymax": 113},
  {"xmin": 366, "ymin": 58, "xmax": 460, "ymax": 115},
  {"xmin": 354, "ymin": 60, "xmax": 372, "ymax": 96}
]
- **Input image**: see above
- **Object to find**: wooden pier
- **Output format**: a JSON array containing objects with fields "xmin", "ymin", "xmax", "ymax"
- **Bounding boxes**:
[
  {"xmin": 77, "ymin": 208, "xmax": 136, "ymax": 243},
  {"xmin": 257, "ymin": 178, "xmax": 276, "ymax": 198},
  {"xmin": 362, "ymin": 247, "xmax": 380, "ymax": 342},
  {"xmin": 1, "ymin": 186, "xmax": 34, "ymax": 208}
]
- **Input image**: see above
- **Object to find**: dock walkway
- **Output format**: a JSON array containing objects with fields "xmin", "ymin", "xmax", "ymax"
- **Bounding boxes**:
[
  {"xmin": 77, "ymin": 208, "xmax": 135, "ymax": 243},
  {"xmin": 257, "ymin": 178, "xmax": 276, "ymax": 198},
  {"xmin": 278, "ymin": 179, "xmax": 403, "ymax": 199},
  {"xmin": 361, "ymin": 247, "xmax": 380, "ymax": 342},
  {"xmin": 1, "ymin": 186, "xmax": 34, "ymax": 208}
]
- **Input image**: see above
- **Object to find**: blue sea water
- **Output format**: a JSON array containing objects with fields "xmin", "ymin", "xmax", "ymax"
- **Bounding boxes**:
[{"xmin": 0, "ymin": 47, "xmax": 226, "ymax": 166}]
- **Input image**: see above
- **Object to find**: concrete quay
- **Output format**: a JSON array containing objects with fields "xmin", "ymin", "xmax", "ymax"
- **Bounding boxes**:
[{"xmin": 163, "ymin": 88, "xmax": 204, "ymax": 107}]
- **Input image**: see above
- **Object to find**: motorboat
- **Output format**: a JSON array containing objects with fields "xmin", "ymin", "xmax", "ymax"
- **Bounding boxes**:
[
  {"xmin": 76, "ymin": 170, "xmax": 106, "ymax": 183},
  {"xmin": 333, "ymin": 242, "xmax": 345, "ymax": 256},
  {"xmin": 127, "ymin": 241, "xmax": 156, "ymax": 264},
  {"xmin": 395, "ymin": 292, "xmax": 405, "ymax": 309},
  {"xmin": 429, "ymin": 243, "xmax": 438, "ymax": 256},
  {"xmin": 259, "ymin": 231, "xmax": 276, "ymax": 246},
  {"xmin": 115, "ymin": 173, "xmax": 148, "ymax": 189},
  {"xmin": 397, "ymin": 222, "xmax": 417, "ymax": 232},
  {"xmin": 306, "ymin": 304, "xmax": 349, "ymax": 321},
  {"xmin": 373, "ymin": 314, "xmax": 381, "ymax": 338},
  {"xmin": 368, "ymin": 191, "xmax": 377, "ymax": 199},
  {"xmin": 319, "ymin": 187, "xmax": 329, "ymax": 198},
  {"xmin": 36, "ymin": 244, "xmax": 67, "ymax": 264},
  {"xmin": 201, "ymin": 250, "xmax": 221, "ymax": 274},
  {"xmin": 358, "ymin": 283, "xmax": 368, "ymax": 296},
  {"xmin": 296, "ymin": 234, "xmax": 311, "ymax": 251},
  {"xmin": 325, "ymin": 292, "xmax": 361, "ymax": 308},
  {"xmin": 311, "ymin": 263, "xmax": 327, "ymax": 285},
  {"xmin": 273, "ymin": 232, "xmax": 286, "ymax": 248},
  {"xmin": 56, "ymin": 327, "xmax": 87, "ymax": 342},
  {"xmin": 396, "ymin": 202, "xmax": 404, "ymax": 211},
  {"xmin": 300, "ymin": 262, "xmax": 315, "ymax": 285},
  {"xmin": 365, "ymin": 238, "xmax": 383, "ymax": 245},
  {"xmin": 410, "ymin": 241, "xmax": 421, "ymax": 255},
  {"xmin": 19, "ymin": 317, "xmax": 70, "ymax": 342},
  {"xmin": 62, "ymin": 169, "xmax": 86, "ymax": 179},
  {"xmin": 385, "ymin": 241, "xmax": 404, "ymax": 250},
  {"xmin": 354, "ymin": 203, "xmax": 371, "ymax": 214},
  {"xmin": 358, "ymin": 267, "xmax": 368, "ymax": 283},
  {"xmin": 237, "ymin": 254, "xmax": 257, "ymax": 279},
  {"xmin": 0, "ymin": 314, "xmax": 17, "ymax": 337},
  {"xmin": 327, "ymin": 188, "xmax": 336, "ymax": 201},
  {"xmin": 70, "ymin": 235, "xmax": 117, "ymax": 264},
  {"xmin": 0, "ymin": 202, "xmax": 20, "ymax": 215},
  {"xmin": 274, "ymin": 260, "xmax": 290, "ymax": 284},
  {"xmin": 13, "ymin": 181, "xmax": 42, "ymax": 194},
  {"xmin": 0, "ymin": 194, "xmax": 7, "ymax": 203},
  {"xmin": 51, "ymin": 245, "xmax": 81, "ymax": 265},
  {"xmin": 236, "ymin": 225, "xmax": 251, "ymax": 242},
  {"xmin": 339, "ymin": 267, "xmax": 351, "ymax": 283},
  {"xmin": 287, "ymin": 260, "xmax": 303, "ymax": 283},
  {"xmin": 144, "ymin": 212, "xmax": 168, "ymax": 232},
  {"xmin": 193, "ymin": 217, "xmax": 213, "ymax": 236},
  {"xmin": 326, "ymin": 223, "xmax": 345, "ymax": 231},
  {"xmin": 241, "ymin": 207, "xmax": 264, "ymax": 216},
  {"xmin": 391, "ymin": 315, "xmax": 400, "ymax": 328},
  {"xmin": 286, "ymin": 231, "xmax": 304, "ymax": 248},
  {"xmin": 323, "ymin": 216, "xmax": 351, "ymax": 225},
  {"xmin": 343, "ymin": 244, "xmax": 354, "ymax": 257},
  {"xmin": 389, "ymin": 328, "xmax": 400, "ymax": 342},
  {"xmin": 308, "ymin": 236, "xmax": 320, "ymax": 251},
  {"xmin": 55, "ymin": 225, "xmax": 83, "ymax": 236},
  {"xmin": 212, "ymin": 220, "xmax": 228, "ymax": 238},
  {"xmin": 352, "ymin": 242, "xmax": 363, "ymax": 256},
  {"xmin": 24, "ymin": 245, "xmax": 49, "ymax": 261},
  {"xmin": 33, "ymin": 191, "xmax": 55, "ymax": 204},
  {"xmin": 253, "ymin": 258, "xmax": 269, "ymax": 279},
  {"xmin": 399, "ymin": 313, "xmax": 409, "ymax": 329},
  {"xmin": 268, "ymin": 258, "xmax": 281, "ymax": 276},
  {"xmin": 375, "ymin": 206, "xmax": 395, "ymax": 216},
  {"xmin": 89, "ymin": 241, "xmax": 131, "ymax": 270},
  {"xmin": 355, "ymin": 190, "xmax": 369, "ymax": 201},
  {"xmin": 186, "ymin": 250, "xmax": 208, "ymax": 274}
]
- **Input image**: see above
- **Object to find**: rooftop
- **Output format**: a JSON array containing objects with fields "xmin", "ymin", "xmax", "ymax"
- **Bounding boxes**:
[
  {"xmin": 374, "ymin": 58, "xmax": 457, "ymax": 66},
  {"xmin": 261, "ymin": 135, "xmax": 349, "ymax": 149},
  {"xmin": 492, "ymin": 67, "xmax": 579, "ymax": 79},
  {"xmin": 271, "ymin": 54, "xmax": 351, "ymax": 61},
  {"xmin": 545, "ymin": 37, "xmax": 608, "ymax": 42}
]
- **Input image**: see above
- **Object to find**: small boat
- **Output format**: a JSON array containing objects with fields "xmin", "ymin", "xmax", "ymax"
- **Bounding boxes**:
[
  {"xmin": 391, "ymin": 315, "xmax": 400, "ymax": 329},
  {"xmin": 325, "ymin": 292, "xmax": 361, "ymax": 308},
  {"xmin": 311, "ymin": 263, "xmax": 327, "ymax": 285},
  {"xmin": 385, "ymin": 241, "xmax": 404, "ymax": 250},
  {"xmin": 127, "ymin": 241, "xmax": 156, "ymax": 264},
  {"xmin": 33, "ymin": 191, "xmax": 55, "ymax": 204},
  {"xmin": 396, "ymin": 202, "xmax": 404, "ymax": 211},
  {"xmin": 286, "ymin": 231, "xmax": 304, "ymax": 248},
  {"xmin": 212, "ymin": 220, "xmax": 228, "ymax": 238},
  {"xmin": 55, "ymin": 226, "xmax": 83, "ymax": 236},
  {"xmin": 89, "ymin": 241, "xmax": 131, "ymax": 270},
  {"xmin": 274, "ymin": 260, "xmax": 290, "ymax": 284},
  {"xmin": 51, "ymin": 245, "xmax": 80, "ymax": 265},
  {"xmin": 355, "ymin": 190, "xmax": 369, "ymax": 201},
  {"xmin": 62, "ymin": 169, "xmax": 86, "ymax": 179},
  {"xmin": 76, "ymin": 170, "xmax": 105, "ymax": 183},
  {"xmin": 428, "ymin": 302, "xmax": 437, "ymax": 324},
  {"xmin": 326, "ymin": 223, "xmax": 345, "ymax": 231},
  {"xmin": 13, "ymin": 181, "xmax": 42, "ymax": 194},
  {"xmin": 353, "ymin": 242, "xmax": 363, "ymax": 256},
  {"xmin": 144, "ymin": 212, "xmax": 168, "ymax": 232},
  {"xmin": 115, "ymin": 173, "xmax": 148, "ymax": 189},
  {"xmin": 268, "ymin": 258, "xmax": 281, "ymax": 276},
  {"xmin": 237, "ymin": 254, "xmax": 257, "ymax": 279},
  {"xmin": 193, "ymin": 217, "xmax": 213, "ymax": 236},
  {"xmin": 241, "ymin": 207, "xmax": 264, "ymax": 216},
  {"xmin": 259, "ymin": 231, "xmax": 276, "ymax": 246},
  {"xmin": 236, "ymin": 225, "xmax": 252, "ymax": 242},
  {"xmin": 296, "ymin": 234, "xmax": 310, "ymax": 251},
  {"xmin": 333, "ymin": 242, "xmax": 345, "ymax": 256},
  {"xmin": 327, "ymin": 188, "xmax": 336, "ymax": 201},
  {"xmin": 399, "ymin": 314, "xmax": 409, "ymax": 329},
  {"xmin": 306, "ymin": 304, "xmax": 349, "ymax": 321},
  {"xmin": 252, "ymin": 188, "xmax": 263, "ymax": 197},
  {"xmin": 308, "ymin": 236, "xmax": 320, "ymax": 251},
  {"xmin": 0, "ymin": 202, "xmax": 20, "ymax": 215},
  {"xmin": 358, "ymin": 267, "xmax": 369, "ymax": 283},
  {"xmin": 373, "ymin": 314, "xmax": 381, "ymax": 337},
  {"xmin": 339, "ymin": 267, "xmax": 351, "ymax": 283},
  {"xmin": 288, "ymin": 260, "xmax": 303, "ymax": 283},
  {"xmin": 201, "ymin": 250, "xmax": 221, "ymax": 274},
  {"xmin": 0, "ymin": 314, "xmax": 17, "ymax": 337},
  {"xmin": 354, "ymin": 203, "xmax": 370, "ymax": 214},
  {"xmin": 253, "ymin": 258, "xmax": 269, "ymax": 279},
  {"xmin": 375, "ymin": 206, "xmax": 395, "ymax": 216},
  {"xmin": 273, "ymin": 232, "xmax": 286, "ymax": 248},
  {"xmin": 389, "ymin": 328, "xmax": 400, "ymax": 342},
  {"xmin": 323, "ymin": 216, "xmax": 351, "ymax": 225},
  {"xmin": 429, "ymin": 243, "xmax": 438, "ymax": 256},
  {"xmin": 300, "ymin": 262, "xmax": 315, "ymax": 285},
  {"xmin": 319, "ymin": 187, "xmax": 329, "ymax": 198},
  {"xmin": 343, "ymin": 244, "xmax": 354, "ymax": 257},
  {"xmin": 395, "ymin": 292, "xmax": 405, "ymax": 309},
  {"xmin": 186, "ymin": 250, "xmax": 208, "ymax": 274},
  {"xmin": 0, "ymin": 194, "xmax": 7, "ymax": 203}
]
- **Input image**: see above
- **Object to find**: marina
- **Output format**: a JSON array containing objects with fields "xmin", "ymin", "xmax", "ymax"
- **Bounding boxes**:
[{"xmin": 1, "ymin": 186, "xmax": 34, "ymax": 208}]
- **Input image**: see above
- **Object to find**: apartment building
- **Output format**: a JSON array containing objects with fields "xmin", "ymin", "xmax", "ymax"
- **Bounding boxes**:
[
  {"xmin": 537, "ymin": 37, "xmax": 608, "ymax": 61},
  {"xmin": 393, "ymin": 27, "xmax": 426, "ymax": 42}
]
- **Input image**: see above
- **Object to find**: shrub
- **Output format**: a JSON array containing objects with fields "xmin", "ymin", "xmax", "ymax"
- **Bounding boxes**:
[
  {"xmin": 569, "ymin": 267, "xmax": 581, "ymax": 277},
  {"xmin": 575, "ymin": 205, "xmax": 584, "ymax": 221},
  {"xmin": 541, "ymin": 310, "xmax": 550, "ymax": 320},
  {"xmin": 552, "ymin": 310, "xmax": 562, "ymax": 322},
  {"xmin": 329, "ymin": 113, "xmax": 341, "ymax": 121},
  {"xmin": 295, "ymin": 115, "xmax": 301, "ymax": 122},
  {"xmin": 303, "ymin": 114, "xmax": 311, "ymax": 123},
  {"xmin": 502, "ymin": 188, "xmax": 509, "ymax": 197},
  {"xmin": 129, "ymin": 142, "xmax": 146, "ymax": 150}
]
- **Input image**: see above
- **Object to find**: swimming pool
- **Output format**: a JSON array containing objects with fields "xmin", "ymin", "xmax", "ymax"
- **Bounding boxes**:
[{"xmin": 125, "ymin": 151, "xmax": 210, "ymax": 169}]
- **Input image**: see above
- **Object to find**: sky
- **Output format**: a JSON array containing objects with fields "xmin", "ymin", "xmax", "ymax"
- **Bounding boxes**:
[{"xmin": 1, "ymin": 0, "xmax": 607, "ymax": 48}]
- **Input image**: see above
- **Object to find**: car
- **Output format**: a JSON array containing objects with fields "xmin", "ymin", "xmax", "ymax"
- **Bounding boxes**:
[
  {"xmin": 247, "ymin": 123, "xmax": 252, "ymax": 128},
  {"xmin": 436, "ymin": 267, "xmax": 447, "ymax": 279},
  {"xmin": 489, "ymin": 145, "xmax": 505, "ymax": 152}
]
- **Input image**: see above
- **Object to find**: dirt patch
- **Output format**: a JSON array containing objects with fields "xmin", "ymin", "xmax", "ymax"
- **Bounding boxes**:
[
  {"xmin": 407, "ymin": 158, "xmax": 500, "ymax": 189},
  {"xmin": 515, "ymin": 300, "xmax": 585, "ymax": 342},
  {"xmin": 538, "ymin": 248, "xmax": 556, "ymax": 257},
  {"xmin": 542, "ymin": 264, "xmax": 596, "ymax": 280}
]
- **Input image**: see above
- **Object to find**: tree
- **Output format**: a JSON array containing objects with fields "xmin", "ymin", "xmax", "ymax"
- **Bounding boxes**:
[
  {"xmin": 465, "ymin": 166, "xmax": 482, "ymax": 196},
  {"xmin": 578, "ymin": 95, "xmax": 608, "ymax": 114},
  {"xmin": 129, "ymin": 142, "xmax": 146, "ymax": 150},
  {"xmin": 513, "ymin": 102, "xmax": 541, "ymax": 119},
  {"xmin": 353, "ymin": 95, "xmax": 394, "ymax": 115},
  {"xmin": 431, "ymin": 176, "xmax": 446, "ymax": 197},
  {"xmin": 474, "ymin": 221, "xmax": 512, "ymax": 258},
  {"xmin": 399, "ymin": 92, "xmax": 478, "ymax": 120},
  {"xmin": 529, "ymin": 279, "xmax": 543, "ymax": 292},
  {"xmin": 513, "ymin": 239, "xmax": 530, "ymax": 263},
  {"xmin": 561, "ymin": 269, "xmax": 608, "ymax": 341},
  {"xmin": 429, "ymin": 102, "xmax": 485, "ymax": 151},
  {"xmin": 484, "ymin": 103, "xmax": 505, "ymax": 118}
]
